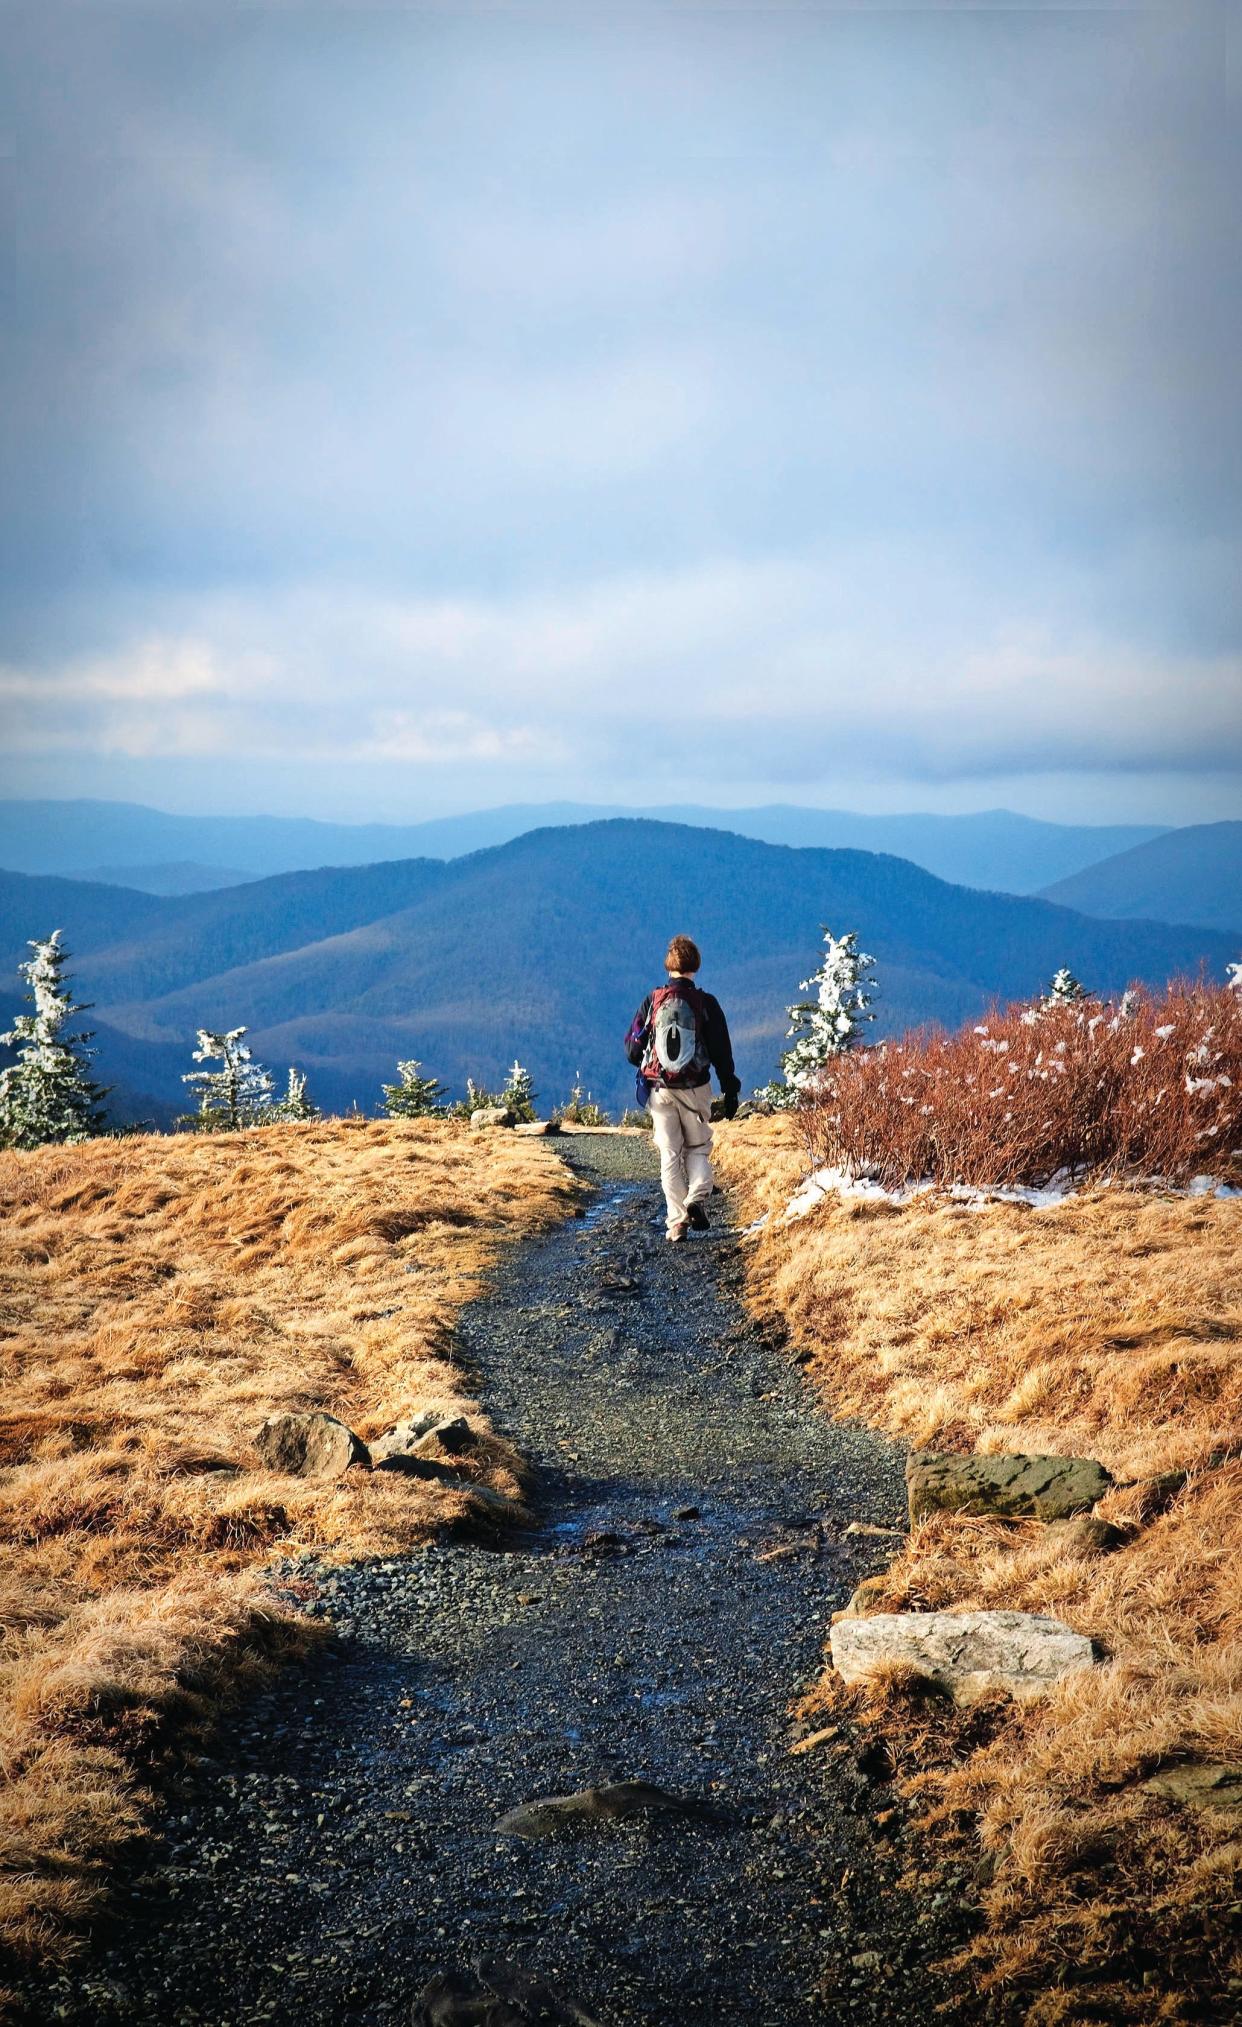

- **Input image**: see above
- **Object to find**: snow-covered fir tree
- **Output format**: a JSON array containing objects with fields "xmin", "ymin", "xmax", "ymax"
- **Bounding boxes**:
[
  {"xmin": 778, "ymin": 928, "xmax": 878, "ymax": 1092},
  {"xmin": 181, "ymin": 1027, "xmax": 274, "ymax": 1131},
  {"xmin": 271, "ymin": 1067, "xmax": 318, "ymax": 1120},
  {"xmin": 1044, "ymin": 966, "xmax": 1090, "ymax": 1006},
  {"xmin": 381, "ymin": 1059, "xmax": 447, "ymax": 1117},
  {"xmin": 502, "ymin": 1059, "xmax": 537, "ymax": 1122},
  {"xmin": 0, "ymin": 930, "xmax": 109, "ymax": 1149}
]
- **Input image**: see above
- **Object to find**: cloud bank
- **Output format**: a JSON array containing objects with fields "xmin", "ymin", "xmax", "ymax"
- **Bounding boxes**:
[{"xmin": 1, "ymin": 2, "xmax": 1239, "ymax": 822}]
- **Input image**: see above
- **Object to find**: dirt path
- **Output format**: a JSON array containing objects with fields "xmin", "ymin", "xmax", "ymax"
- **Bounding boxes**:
[{"xmin": 25, "ymin": 1135, "xmax": 967, "ymax": 2026}]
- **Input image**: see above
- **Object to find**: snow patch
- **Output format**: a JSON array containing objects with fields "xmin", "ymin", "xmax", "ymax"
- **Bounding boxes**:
[{"xmin": 780, "ymin": 1167, "xmax": 1239, "ymax": 1221}]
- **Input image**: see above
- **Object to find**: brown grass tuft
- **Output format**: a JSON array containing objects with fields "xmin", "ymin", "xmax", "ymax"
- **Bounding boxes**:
[
  {"xmin": 716, "ymin": 1116, "xmax": 1242, "ymax": 2022},
  {"xmin": 0, "ymin": 1118, "xmax": 576, "ymax": 1974}
]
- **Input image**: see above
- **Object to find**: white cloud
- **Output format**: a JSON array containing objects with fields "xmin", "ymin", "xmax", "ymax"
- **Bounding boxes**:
[{"xmin": 3, "ymin": 559, "xmax": 1238, "ymax": 792}]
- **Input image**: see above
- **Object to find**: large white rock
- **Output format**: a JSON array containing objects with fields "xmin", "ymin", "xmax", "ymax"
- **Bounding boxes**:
[{"xmin": 830, "ymin": 1609, "xmax": 1095, "ymax": 1704}]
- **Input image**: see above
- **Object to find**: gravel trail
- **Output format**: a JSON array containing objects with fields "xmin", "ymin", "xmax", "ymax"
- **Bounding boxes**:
[{"xmin": 26, "ymin": 1134, "xmax": 968, "ymax": 2026}]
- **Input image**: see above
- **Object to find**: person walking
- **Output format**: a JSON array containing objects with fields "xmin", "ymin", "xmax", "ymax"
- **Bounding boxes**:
[{"xmin": 624, "ymin": 934, "xmax": 741, "ymax": 1242}]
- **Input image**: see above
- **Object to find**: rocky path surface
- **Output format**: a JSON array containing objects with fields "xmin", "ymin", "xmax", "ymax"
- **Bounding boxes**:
[{"xmin": 27, "ymin": 1135, "xmax": 968, "ymax": 2026}]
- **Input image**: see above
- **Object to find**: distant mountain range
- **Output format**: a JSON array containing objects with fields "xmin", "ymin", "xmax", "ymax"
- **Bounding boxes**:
[
  {"xmin": 0, "ymin": 797, "xmax": 1165, "ymax": 896},
  {"xmin": 1040, "ymin": 822, "xmax": 1242, "ymax": 937},
  {"xmin": 1, "ymin": 821, "xmax": 1234, "ymax": 1124}
]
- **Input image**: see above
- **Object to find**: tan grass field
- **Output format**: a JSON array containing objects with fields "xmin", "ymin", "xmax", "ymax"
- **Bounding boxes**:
[
  {"xmin": 715, "ymin": 1115, "xmax": 1242, "ymax": 2025},
  {"xmin": 0, "ymin": 1118, "xmax": 576, "ymax": 1983}
]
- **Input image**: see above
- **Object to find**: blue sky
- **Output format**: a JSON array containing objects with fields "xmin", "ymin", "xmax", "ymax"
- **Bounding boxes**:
[{"xmin": 1, "ymin": 0, "xmax": 1239, "ymax": 825}]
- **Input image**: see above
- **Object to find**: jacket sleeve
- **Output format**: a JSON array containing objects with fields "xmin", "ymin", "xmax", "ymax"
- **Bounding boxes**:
[
  {"xmin": 703, "ymin": 994, "xmax": 739, "ymax": 1095},
  {"xmin": 624, "ymin": 994, "xmax": 653, "ymax": 1067}
]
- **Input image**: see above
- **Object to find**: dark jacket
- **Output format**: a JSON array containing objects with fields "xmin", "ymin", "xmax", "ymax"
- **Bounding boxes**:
[{"xmin": 624, "ymin": 979, "xmax": 740, "ymax": 1099}]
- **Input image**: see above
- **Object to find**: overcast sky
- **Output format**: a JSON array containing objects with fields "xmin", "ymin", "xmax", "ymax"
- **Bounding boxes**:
[{"xmin": 1, "ymin": 1, "xmax": 1239, "ymax": 825}]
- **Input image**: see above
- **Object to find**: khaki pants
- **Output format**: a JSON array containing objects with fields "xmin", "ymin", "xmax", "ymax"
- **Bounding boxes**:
[{"xmin": 649, "ymin": 1083, "xmax": 715, "ymax": 1233}]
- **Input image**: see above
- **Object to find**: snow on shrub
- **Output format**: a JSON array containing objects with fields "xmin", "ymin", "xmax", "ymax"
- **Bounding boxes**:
[{"xmin": 797, "ymin": 977, "xmax": 1242, "ymax": 1189}]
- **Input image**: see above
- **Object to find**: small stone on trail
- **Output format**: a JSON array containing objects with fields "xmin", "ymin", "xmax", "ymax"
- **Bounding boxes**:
[
  {"xmin": 905, "ymin": 1450, "xmax": 1112, "ymax": 1524},
  {"xmin": 839, "ymin": 1574, "xmax": 892, "ymax": 1618},
  {"xmin": 789, "ymin": 1726, "xmax": 840, "ymax": 1756},
  {"xmin": 254, "ymin": 1411, "xmax": 369, "ymax": 1479},
  {"xmin": 843, "ymin": 1521, "xmax": 905, "ymax": 1539},
  {"xmin": 830, "ymin": 1609, "xmax": 1096, "ymax": 1703},
  {"xmin": 493, "ymin": 1779, "xmax": 711, "ymax": 1839},
  {"xmin": 412, "ymin": 1960, "xmax": 602, "ymax": 2026},
  {"xmin": 673, "ymin": 1505, "xmax": 700, "ymax": 1522}
]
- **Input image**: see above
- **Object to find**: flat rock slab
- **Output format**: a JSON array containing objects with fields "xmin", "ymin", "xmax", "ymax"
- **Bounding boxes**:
[
  {"xmin": 830, "ymin": 1609, "xmax": 1096, "ymax": 1703},
  {"xmin": 513, "ymin": 1120, "xmax": 561, "ymax": 1136},
  {"xmin": 253, "ymin": 1411, "xmax": 369, "ymax": 1479},
  {"xmin": 494, "ymin": 1779, "xmax": 709, "ymax": 1840},
  {"xmin": 906, "ymin": 1450, "xmax": 1112, "ymax": 1524},
  {"xmin": 1144, "ymin": 1764, "xmax": 1242, "ymax": 1815}
]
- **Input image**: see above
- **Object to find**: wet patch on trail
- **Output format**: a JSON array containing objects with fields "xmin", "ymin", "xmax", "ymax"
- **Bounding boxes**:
[{"xmin": 21, "ymin": 1134, "xmax": 970, "ymax": 2026}]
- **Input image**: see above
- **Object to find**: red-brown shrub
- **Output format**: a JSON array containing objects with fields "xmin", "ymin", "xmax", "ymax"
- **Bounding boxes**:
[{"xmin": 798, "ymin": 979, "xmax": 1242, "ymax": 1189}]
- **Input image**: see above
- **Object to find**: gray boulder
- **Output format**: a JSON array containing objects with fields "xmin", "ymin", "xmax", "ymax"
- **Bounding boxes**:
[
  {"xmin": 370, "ymin": 1413, "xmax": 479, "ymax": 1472},
  {"xmin": 471, "ymin": 1106, "xmax": 516, "ymax": 1130},
  {"xmin": 906, "ymin": 1450, "xmax": 1112, "ymax": 1525},
  {"xmin": 830, "ymin": 1609, "xmax": 1096, "ymax": 1703},
  {"xmin": 254, "ymin": 1411, "xmax": 369, "ymax": 1479}
]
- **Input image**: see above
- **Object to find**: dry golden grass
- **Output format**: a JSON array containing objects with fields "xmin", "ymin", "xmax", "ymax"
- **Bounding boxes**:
[
  {"xmin": 715, "ymin": 1116, "xmax": 1242, "ymax": 2023},
  {"xmin": 0, "ymin": 1117, "xmax": 576, "ymax": 1981}
]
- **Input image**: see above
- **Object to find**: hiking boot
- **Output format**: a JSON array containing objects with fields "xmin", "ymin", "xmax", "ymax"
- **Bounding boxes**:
[
  {"xmin": 667, "ymin": 1221, "xmax": 688, "ymax": 1243},
  {"xmin": 686, "ymin": 1202, "xmax": 710, "ymax": 1232}
]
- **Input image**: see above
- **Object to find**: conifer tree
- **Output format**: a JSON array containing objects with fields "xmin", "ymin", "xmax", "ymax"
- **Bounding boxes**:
[
  {"xmin": 382, "ymin": 1059, "xmax": 447, "ymax": 1118},
  {"xmin": 1044, "ymin": 966, "xmax": 1090, "ymax": 1007},
  {"xmin": 0, "ymin": 930, "xmax": 109, "ymax": 1149},
  {"xmin": 778, "ymin": 928, "xmax": 878, "ymax": 1092},
  {"xmin": 180, "ymin": 1027, "xmax": 274, "ymax": 1131},
  {"xmin": 502, "ymin": 1059, "xmax": 537, "ymax": 1122},
  {"xmin": 272, "ymin": 1067, "xmax": 318, "ymax": 1120}
]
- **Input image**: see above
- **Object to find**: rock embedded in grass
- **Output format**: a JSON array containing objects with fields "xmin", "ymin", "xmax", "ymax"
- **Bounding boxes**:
[
  {"xmin": 905, "ymin": 1450, "xmax": 1112, "ymax": 1525},
  {"xmin": 830, "ymin": 1609, "xmax": 1096, "ymax": 1703},
  {"xmin": 369, "ymin": 1412, "xmax": 479, "ymax": 1469},
  {"xmin": 254, "ymin": 1410, "xmax": 370, "ymax": 1479},
  {"xmin": 470, "ymin": 1106, "xmax": 517, "ymax": 1130},
  {"xmin": 1143, "ymin": 1763, "xmax": 1242, "ymax": 1815}
]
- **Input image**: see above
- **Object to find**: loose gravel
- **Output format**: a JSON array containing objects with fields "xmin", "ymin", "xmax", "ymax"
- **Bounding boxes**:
[{"xmin": 20, "ymin": 1134, "xmax": 973, "ymax": 2026}]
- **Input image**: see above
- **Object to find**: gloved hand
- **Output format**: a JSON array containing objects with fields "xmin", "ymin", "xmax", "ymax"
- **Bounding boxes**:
[{"xmin": 721, "ymin": 1086, "xmax": 740, "ymax": 1121}]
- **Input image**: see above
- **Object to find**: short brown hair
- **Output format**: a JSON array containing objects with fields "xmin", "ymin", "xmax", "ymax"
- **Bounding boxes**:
[{"xmin": 664, "ymin": 934, "xmax": 701, "ymax": 974}]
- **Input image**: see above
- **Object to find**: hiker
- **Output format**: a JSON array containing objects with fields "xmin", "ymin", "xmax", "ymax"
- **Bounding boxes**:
[{"xmin": 624, "ymin": 934, "xmax": 741, "ymax": 1242}]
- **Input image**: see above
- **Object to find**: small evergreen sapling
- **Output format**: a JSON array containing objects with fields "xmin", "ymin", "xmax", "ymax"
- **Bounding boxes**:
[
  {"xmin": 1045, "ymin": 966, "xmax": 1090, "ymax": 1006},
  {"xmin": 382, "ymin": 1059, "xmax": 447, "ymax": 1118},
  {"xmin": 272, "ymin": 1067, "xmax": 318, "ymax": 1120},
  {"xmin": 502, "ymin": 1059, "xmax": 537, "ymax": 1122},
  {"xmin": 778, "ymin": 928, "xmax": 878, "ymax": 1093},
  {"xmin": 0, "ymin": 930, "xmax": 109, "ymax": 1148},
  {"xmin": 180, "ymin": 1027, "xmax": 274, "ymax": 1131}
]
